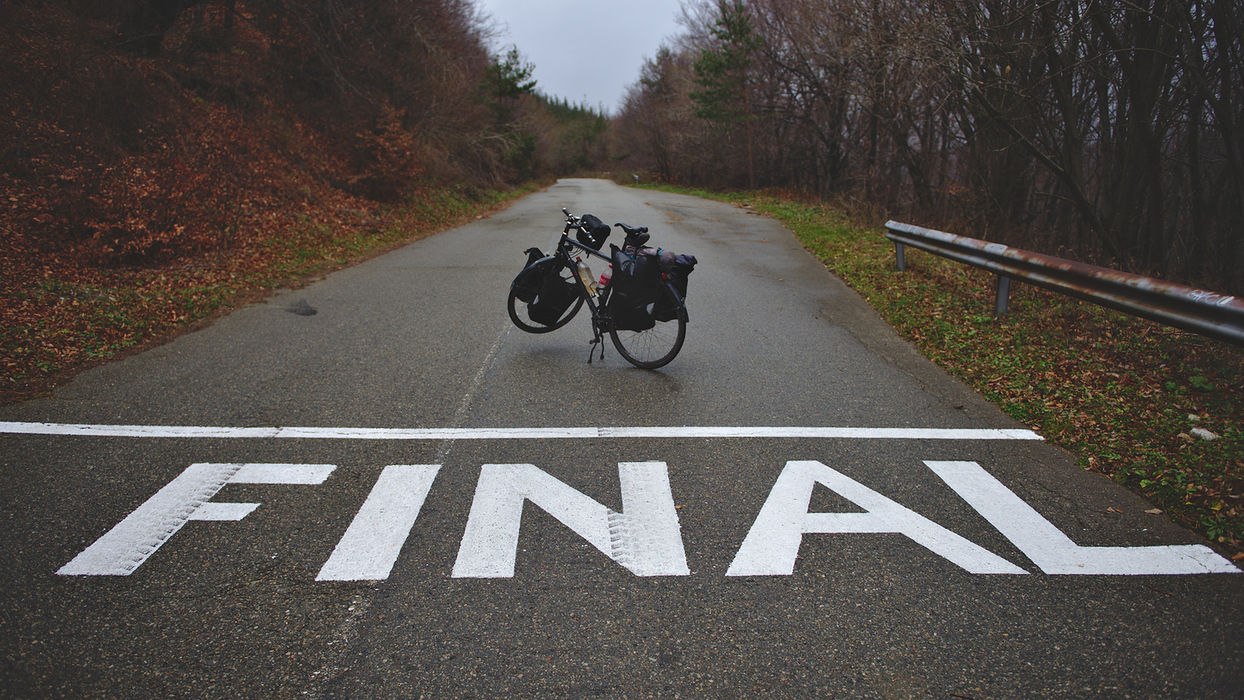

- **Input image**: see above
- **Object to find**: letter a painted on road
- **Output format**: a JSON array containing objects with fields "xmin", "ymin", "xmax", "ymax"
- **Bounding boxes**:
[
  {"xmin": 726, "ymin": 460, "xmax": 1027, "ymax": 576},
  {"xmin": 452, "ymin": 462, "xmax": 690, "ymax": 578}
]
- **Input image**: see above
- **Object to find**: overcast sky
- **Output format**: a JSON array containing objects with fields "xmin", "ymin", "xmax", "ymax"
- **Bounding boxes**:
[{"xmin": 473, "ymin": 0, "xmax": 688, "ymax": 114}]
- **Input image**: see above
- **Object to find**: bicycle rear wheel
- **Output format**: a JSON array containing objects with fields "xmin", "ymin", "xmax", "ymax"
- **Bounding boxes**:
[
  {"xmin": 608, "ymin": 283, "xmax": 686, "ymax": 369},
  {"xmin": 508, "ymin": 262, "xmax": 584, "ymax": 333}
]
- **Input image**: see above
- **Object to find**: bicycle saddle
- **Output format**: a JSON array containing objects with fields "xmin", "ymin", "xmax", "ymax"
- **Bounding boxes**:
[{"xmin": 615, "ymin": 222, "xmax": 649, "ymax": 247}]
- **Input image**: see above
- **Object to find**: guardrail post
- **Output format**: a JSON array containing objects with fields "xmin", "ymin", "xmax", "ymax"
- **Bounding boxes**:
[
  {"xmin": 894, "ymin": 242, "xmax": 906, "ymax": 271},
  {"xmin": 994, "ymin": 276, "xmax": 1011, "ymax": 317}
]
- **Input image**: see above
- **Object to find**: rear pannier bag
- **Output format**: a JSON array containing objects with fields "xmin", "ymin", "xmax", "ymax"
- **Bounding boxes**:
[
  {"xmin": 527, "ymin": 265, "xmax": 578, "ymax": 325},
  {"xmin": 577, "ymin": 214, "xmax": 611, "ymax": 250},
  {"xmin": 653, "ymin": 253, "xmax": 697, "ymax": 322},
  {"xmin": 607, "ymin": 246, "xmax": 663, "ymax": 331}
]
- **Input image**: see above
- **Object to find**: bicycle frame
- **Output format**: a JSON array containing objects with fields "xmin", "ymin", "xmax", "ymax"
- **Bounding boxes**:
[{"xmin": 558, "ymin": 235, "xmax": 611, "ymax": 309}]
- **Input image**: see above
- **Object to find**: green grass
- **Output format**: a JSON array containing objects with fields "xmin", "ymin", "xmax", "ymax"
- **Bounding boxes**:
[{"xmin": 643, "ymin": 184, "xmax": 1244, "ymax": 555}]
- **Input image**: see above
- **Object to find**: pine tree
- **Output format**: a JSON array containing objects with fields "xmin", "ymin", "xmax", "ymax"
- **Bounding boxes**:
[{"xmin": 690, "ymin": 0, "xmax": 759, "ymax": 187}]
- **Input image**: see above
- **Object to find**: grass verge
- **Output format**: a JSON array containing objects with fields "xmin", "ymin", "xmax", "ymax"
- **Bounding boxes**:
[
  {"xmin": 1, "ymin": 184, "xmax": 532, "ymax": 403},
  {"xmin": 644, "ymin": 184, "xmax": 1244, "ymax": 557}
]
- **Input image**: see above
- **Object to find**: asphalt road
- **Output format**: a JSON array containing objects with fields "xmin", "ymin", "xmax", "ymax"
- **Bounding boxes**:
[{"xmin": 1, "ymin": 179, "xmax": 1240, "ymax": 699}]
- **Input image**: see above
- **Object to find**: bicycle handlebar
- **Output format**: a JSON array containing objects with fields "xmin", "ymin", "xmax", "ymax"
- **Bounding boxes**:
[
  {"xmin": 562, "ymin": 208, "xmax": 582, "ymax": 234},
  {"xmin": 561, "ymin": 210, "xmax": 650, "ymax": 249}
]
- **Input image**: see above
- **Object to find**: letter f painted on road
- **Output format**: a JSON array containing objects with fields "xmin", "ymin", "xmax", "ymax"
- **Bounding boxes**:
[{"xmin": 57, "ymin": 463, "xmax": 335, "ymax": 576}]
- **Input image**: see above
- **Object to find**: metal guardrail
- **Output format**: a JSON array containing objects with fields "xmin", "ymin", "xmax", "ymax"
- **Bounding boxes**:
[{"xmin": 884, "ymin": 220, "xmax": 1244, "ymax": 347}]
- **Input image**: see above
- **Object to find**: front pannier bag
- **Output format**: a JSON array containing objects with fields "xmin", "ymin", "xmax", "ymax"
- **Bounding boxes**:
[
  {"xmin": 512, "ymin": 248, "xmax": 547, "ymax": 303},
  {"xmin": 527, "ymin": 265, "xmax": 578, "ymax": 325}
]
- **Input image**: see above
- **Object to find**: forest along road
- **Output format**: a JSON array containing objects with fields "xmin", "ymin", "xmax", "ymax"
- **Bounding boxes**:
[{"xmin": 1, "ymin": 178, "xmax": 1240, "ymax": 699}]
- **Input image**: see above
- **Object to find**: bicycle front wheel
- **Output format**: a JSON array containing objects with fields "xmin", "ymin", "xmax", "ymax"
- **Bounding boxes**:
[{"xmin": 608, "ymin": 284, "xmax": 686, "ymax": 369}]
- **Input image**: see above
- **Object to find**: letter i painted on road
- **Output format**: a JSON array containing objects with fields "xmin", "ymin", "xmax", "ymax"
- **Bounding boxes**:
[
  {"xmin": 57, "ymin": 463, "xmax": 336, "ymax": 576},
  {"xmin": 316, "ymin": 465, "xmax": 441, "ymax": 581},
  {"xmin": 452, "ymin": 462, "xmax": 690, "ymax": 578},
  {"xmin": 726, "ymin": 460, "xmax": 1028, "ymax": 576}
]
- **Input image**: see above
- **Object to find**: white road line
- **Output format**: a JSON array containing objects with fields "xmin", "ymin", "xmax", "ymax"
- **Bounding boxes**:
[
  {"xmin": 434, "ymin": 323, "xmax": 511, "ymax": 464},
  {"xmin": 0, "ymin": 422, "xmax": 1044, "ymax": 441}
]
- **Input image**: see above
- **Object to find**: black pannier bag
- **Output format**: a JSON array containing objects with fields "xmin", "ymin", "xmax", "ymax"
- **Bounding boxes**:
[
  {"xmin": 527, "ymin": 265, "xmax": 578, "ymax": 325},
  {"xmin": 577, "ymin": 214, "xmax": 611, "ymax": 250},
  {"xmin": 512, "ymin": 247, "xmax": 547, "ymax": 303},
  {"xmin": 653, "ymin": 253, "xmax": 697, "ymax": 322},
  {"xmin": 607, "ymin": 246, "xmax": 663, "ymax": 331}
]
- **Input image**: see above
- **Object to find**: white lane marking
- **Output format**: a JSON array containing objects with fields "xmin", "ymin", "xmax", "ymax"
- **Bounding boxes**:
[
  {"xmin": 0, "ymin": 421, "xmax": 1043, "ymax": 441},
  {"xmin": 925, "ymin": 460, "xmax": 1241, "ymax": 575},
  {"xmin": 603, "ymin": 427, "xmax": 1042, "ymax": 440},
  {"xmin": 452, "ymin": 462, "xmax": 690, "ymax": 578},
  {"xmin": 58, "ymin": 463, "xmax": 337, "ymax": 576},
  {"xmin": 316, "ymin": 465, "xmax": 441, "ymax": 582},
  {"xmin": 726, "ymin": 460, "xmax": 1028, "ymax": 576},
  {"xmin": 435, "ymin": 324, "xmax": 511, "ymax": 465}
]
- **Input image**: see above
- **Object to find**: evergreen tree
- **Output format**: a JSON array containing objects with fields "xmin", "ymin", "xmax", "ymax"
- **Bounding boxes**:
[{"xmin": 690, "ymin": 0, "xmax": 759, "ymax": 186}]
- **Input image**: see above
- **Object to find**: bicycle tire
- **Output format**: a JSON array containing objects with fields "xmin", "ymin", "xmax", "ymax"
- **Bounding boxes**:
[
  {"xmin": 507, "ymin": 262, "xmax": 584, "ymax": 333},
  {"xmin": 608, "ymin": 283, "xmax": 686, "ymax": 369}
]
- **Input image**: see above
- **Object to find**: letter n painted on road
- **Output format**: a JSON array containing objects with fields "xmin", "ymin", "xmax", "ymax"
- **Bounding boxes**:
[
  {"xmin": 452, "ymin": 462, "xmax": 690, "ymax": 578},
  {"xmin": 58, "ymin": 463, "xmax": 336, "ymax": 576},
  {"xmin": 925, "ymin": 461, "xmax": 1240, "ymax": 575},
  {"xmin": 726, "ymin": 460, "xmax": 1027, "ymax": 576}
]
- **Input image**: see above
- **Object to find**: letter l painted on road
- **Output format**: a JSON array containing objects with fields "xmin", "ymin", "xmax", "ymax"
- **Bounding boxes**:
[{"xmin": 925, "ymin": 461, "xmax": 1240, "ymax": 575}]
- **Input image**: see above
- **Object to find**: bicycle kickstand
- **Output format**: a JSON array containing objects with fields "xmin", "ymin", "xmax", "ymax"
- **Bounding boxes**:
[{"xmin": 587, "ymin": 329, "xmax": 606, "ymax": 364}]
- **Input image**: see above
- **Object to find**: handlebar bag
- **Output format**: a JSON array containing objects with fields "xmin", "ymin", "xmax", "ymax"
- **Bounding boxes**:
[
  {"xmin": 577, "ymin": 214, "xmax": 611, "ymax": 250},
  {"xmin": 527, "ymin": 266, "xmax": 578, "ymax": 325}
]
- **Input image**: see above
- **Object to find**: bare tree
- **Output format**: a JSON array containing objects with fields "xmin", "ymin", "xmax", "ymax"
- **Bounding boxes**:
[{"xmin": 612, "ymin": 0, "xmax": 1244, "ymax": 290}]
